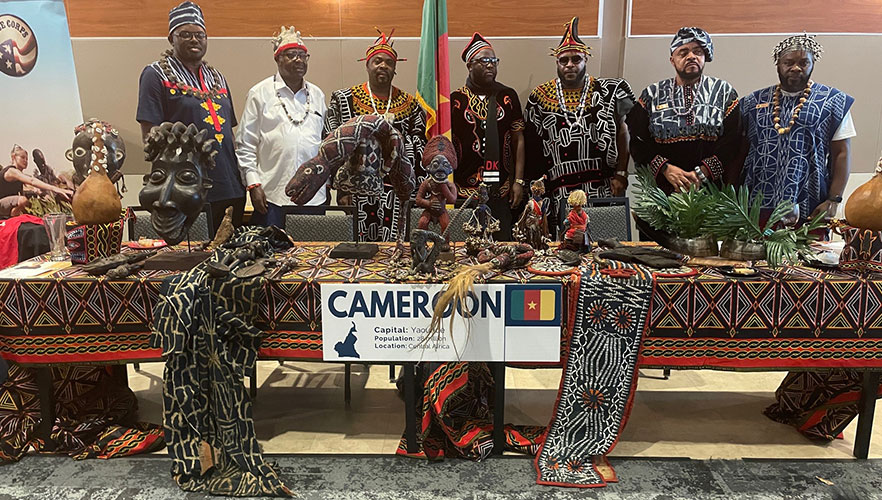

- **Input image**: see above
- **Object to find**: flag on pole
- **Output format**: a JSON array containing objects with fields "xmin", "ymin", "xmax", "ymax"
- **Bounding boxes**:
[{"xmin": 415, "ymin": 0, "xmax": 450, "ymax": 139}]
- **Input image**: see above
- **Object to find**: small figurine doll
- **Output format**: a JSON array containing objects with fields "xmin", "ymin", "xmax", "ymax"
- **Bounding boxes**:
[
  {"xmin": 560, "ymin": 189, "xmax": 591, "ymax": 253},
  {"xmin": 464, "ymin": 183, "xmax": 500, "ymax": 255},
  {"xmin": 514, "ymin": 178, "xmax": 550, "ymax": 250},
  {"xmin": 415, "ymin": 136, "xmax": 458, "ymax": 248}
]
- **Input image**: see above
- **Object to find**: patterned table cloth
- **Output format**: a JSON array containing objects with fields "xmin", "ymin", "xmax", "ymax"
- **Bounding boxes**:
[
  {"xmin": 643, "ymin": 265, "xmax": 882, "ymax": 369},
  {"xmin": 1, "ymin": 245, "xmax": 880, "ymax": 370},
  {"xmin": 0, "ymin": 243, "xmax": 564, "ymax": 365}
]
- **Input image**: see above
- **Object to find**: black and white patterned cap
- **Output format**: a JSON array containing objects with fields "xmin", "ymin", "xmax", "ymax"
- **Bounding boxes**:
[
  {"xmin": 670, "ymin": 27, "xmax": 713, "ymax": 62},
  {"xmin": 773, "ymin": 34, "xmax": 823, "ymax": 62},
  {"xmin": 168, "ymin": 1, "xmax": 205, "ymax": 35}
]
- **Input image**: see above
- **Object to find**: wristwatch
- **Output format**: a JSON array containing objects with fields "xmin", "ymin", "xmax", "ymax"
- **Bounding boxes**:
[
  {"xmin": 514, "ymin": 179, "xmax": 525, "ymax": 186},
  {"xmin": 827, "ymin": 195, "xmax": 843, "ymax": 203}
]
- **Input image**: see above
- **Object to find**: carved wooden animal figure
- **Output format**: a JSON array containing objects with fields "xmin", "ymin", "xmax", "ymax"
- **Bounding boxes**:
[{"xmin": 285, "ymin": 114, "xmax": 415, "ymax": 205}]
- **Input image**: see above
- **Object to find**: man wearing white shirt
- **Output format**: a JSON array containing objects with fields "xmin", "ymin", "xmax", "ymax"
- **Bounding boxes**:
[
  {"xmin": 740, "ymin": 34, "xmax": 854, "ymax": 222},
  {"xmin": 236, "ymin": 26, "xmax": 328, "ymax": 228}
]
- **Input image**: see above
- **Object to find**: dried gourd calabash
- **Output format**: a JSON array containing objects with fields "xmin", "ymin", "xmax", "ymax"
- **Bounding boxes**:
[
  {"xmin": 71, "ymin": 127, "xmax": 122, "ymax": 225},
  {"xmin": 845, "ymin": 160, "xmax": 882, "ymax": 231}
]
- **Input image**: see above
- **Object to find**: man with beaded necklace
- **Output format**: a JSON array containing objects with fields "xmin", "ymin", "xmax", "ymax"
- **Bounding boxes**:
[
  {"xmin": 741, "ymin": 35, "xmax": 858, "ymax": 443},
  {"xmin": 324, "ymin": 29, "xmax": 427, "ymax": 242},
  {"xmin": 235, "ymin": 27, "xmax": 328, "ymax": 228},
  {"xmin": 136, "ymin": 1, "xmax": 244, "ymax": 235},
  {"xmin": 524, "ymin": 17, "xmax": 635, "ymax": 233},
  {"xmin": 740, "ymin": 34, "xmax": 854, "ymax": 223},
  {"xmin": 627, "ymin": 27, "xmax": 741, "ymax": 195}
]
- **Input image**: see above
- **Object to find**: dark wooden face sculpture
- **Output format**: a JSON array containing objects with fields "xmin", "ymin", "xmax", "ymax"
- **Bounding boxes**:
[
  {"xmin": 285, "ymin": 114, "xmax": 415, "ymax": 204},
  {"xmin": 139, "ymin": 122, "xmax": 215, "ymax": 245},
  {"xmin": 66, "ymin": 119, "xmax": 126, "ymax": 187}
]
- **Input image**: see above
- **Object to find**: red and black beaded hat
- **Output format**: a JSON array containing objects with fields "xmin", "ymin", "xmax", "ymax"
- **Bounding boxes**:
[
  {"xmin": 359, "ymin": 28, "xmax": 406, "ymax": 62},
  {"xmin": 551, "ymin": 17, "xmax": 592, "ymax": 57},
  {"xmin": 462, "ymin": 32, "xmax": 492, "ymax": 63}
]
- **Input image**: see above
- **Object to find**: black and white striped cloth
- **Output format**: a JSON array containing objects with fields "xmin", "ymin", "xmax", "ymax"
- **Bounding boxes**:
[
  {"xmin": 148, "ymin": 55, "xmax": 226, "ymax": 91},
  {"xmin": 168, "ymin": 1, "xmax": 205, "ymax": 35}
]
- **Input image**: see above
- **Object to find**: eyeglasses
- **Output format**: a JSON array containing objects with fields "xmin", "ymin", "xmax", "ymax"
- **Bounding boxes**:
[
  {"xmin": 474, "ymin": 57, "xmax": 500, "ymax": 66},
  {"xmin": 174, "ymin": 31, "xmax": 207, "ymax": 41},
  {"xmin": 557, "ymin": 55, "xmax": 584, "ymax": 65},
  {"xmin": 281, "ymin": 51, "xmax": 309, "ymax": 61}
]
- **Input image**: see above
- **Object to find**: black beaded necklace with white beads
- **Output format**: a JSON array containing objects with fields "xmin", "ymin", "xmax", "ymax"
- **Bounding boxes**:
[
  {"xmin": 158, "ymin": 49, "xmax": 226, "ymax": 100},
  {"xmin": 274, "ymin": 75, "xmax": 311, "ymax": 126}
]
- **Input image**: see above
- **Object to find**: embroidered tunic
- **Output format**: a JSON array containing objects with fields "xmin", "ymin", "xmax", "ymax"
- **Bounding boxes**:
[
  {"xmin": 525, "ymin": 77, "xmax": 634, "ymax": 228},
  {"xmin": 450, "ymin": 85, "xmax": 524, "ymax": 199},
  {"xmin": 324, "ymin": 84, "xmax": 426, "ymax": 242},
  {"xmin": 628, "ymin": 76, "xmax": 741, "ymax": 193},
  {"xmin": 740, "ymin": 83, "xmax": 854, "ymax": 216},
  {"xmin": 137, "ymin": 55, "xmax": 244, "ymax": 203}
]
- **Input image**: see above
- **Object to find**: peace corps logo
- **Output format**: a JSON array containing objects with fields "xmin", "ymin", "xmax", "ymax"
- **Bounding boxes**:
[{"xmin": 0, "ymin": 14, "xmax": 38, "ymax": 77}]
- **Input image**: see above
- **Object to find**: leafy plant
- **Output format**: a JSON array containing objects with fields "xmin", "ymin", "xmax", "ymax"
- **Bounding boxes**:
[
  {"xmin": 632, "ymin": 167, "xmax": 715, "ymax": 239},
  {"xmin": 704, "ymin": 183, "xmax": 826, "ymax": 267},
  {"xmin": 632, "ymin": 169, "xmax": 827, "ymax": 267}
]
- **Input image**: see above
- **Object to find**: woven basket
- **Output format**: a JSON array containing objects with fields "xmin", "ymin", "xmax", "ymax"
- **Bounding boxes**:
[{"xmin": 65, "ymin": 208, "xmax": 132, "ymax": 264}]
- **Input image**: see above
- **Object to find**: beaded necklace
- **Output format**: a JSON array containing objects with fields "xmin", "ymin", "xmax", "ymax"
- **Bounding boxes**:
[
  {"xmin": 366, "ymin": 81, "xmax": 394, "ymax": 122},
  {"xmin": 158, "ymin": 50, "xmax": 226, "ymax": 100},
  {"xmin": 274, "ymin": 75, "xmax": 311, "ymax": 126},
  {"xmin": 772, "ymin": 80, "xmax": 813, "ymax": 135},
  {"xmin": 555, "ymin": 77, "xmax": 593, "ymax": 129}
]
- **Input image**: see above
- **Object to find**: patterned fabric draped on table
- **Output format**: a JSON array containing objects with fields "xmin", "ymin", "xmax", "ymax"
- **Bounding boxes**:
[
  {"xmin": 150, "ymin": 227, "xmax": 292, "ymax": 497},
  {"xmin": 396, "ymin": 361, "xmax": 546, "ymax": 460},
  {"xmin": 0, "ymin": 364, "xmax": 164, "ymax": 462},
  {"xmin": 536, "ymin": 266, "xmax": 654, "ymax": 487}
]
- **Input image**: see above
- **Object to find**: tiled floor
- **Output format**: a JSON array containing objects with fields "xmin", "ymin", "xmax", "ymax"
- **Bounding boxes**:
[{"xmin": 128, "ymin": 361, "xmax": 882, "ymax": 459}]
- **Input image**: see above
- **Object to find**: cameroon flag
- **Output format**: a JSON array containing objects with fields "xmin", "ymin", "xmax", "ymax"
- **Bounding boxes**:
[
  {"xmin": 415, "ymin": 0, "xmax": 450, "ymax": 139},
  {"xmin": 507, "ymin": 285, "xmax": 561, "ymax": 325}
]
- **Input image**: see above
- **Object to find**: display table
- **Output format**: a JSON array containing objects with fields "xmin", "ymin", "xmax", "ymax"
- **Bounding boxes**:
[
  {"xmin": 0, "ymin": 243, "xmax": 879, "ymax": 460},
  {"xmin": 0, "ymin": 242, "xmax": 565, "ymax": 365}
]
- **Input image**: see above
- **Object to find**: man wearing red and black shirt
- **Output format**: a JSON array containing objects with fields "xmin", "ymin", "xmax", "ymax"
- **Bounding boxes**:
[{"xmin": 450, "ymin": 33, "xmax": 525, "ymax": 241}]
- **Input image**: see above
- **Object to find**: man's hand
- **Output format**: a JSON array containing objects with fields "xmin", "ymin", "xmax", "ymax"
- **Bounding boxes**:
[
  {"xmin": 611, "ymin": 173, "xmax": 628, "ymax": 196},
  {"xmin": 810, "ymin": 200, "xmax": 838, "ymax": 221},
  {"xmin": 250, "ymin": 185, "xmax": 268, "ymax": 215},
  {"xmin": 509, "ymin": 182, "xmax": 524, "ymax": 208},
  {"xmin": 663, "ymin": 164, "xmax": 700, "ymax": 191}
]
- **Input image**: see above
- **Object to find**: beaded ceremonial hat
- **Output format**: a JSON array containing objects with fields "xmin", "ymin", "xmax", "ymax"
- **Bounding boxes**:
[
  {"xmin": 359, "ymin": 28, "xmax": 405, "ymax": 62},
  {"xmin": 168, "ymin": 1, "xmax": 205, "ymax": 35},
  {"xmin": 551, "ymin": 17, "xmax": 591, "ymax": 57},
  {"xmin": 462, "ymin": 32, "xmax": 492, "ymax": 63},
  {"xmin": 773, "ymin": 33, "xmax": 823, "ymax": 62},
  {"xmin": 671, "ymin": 27, "xmax": 713, "ymax": 61},
  {"xmin": 273, "ymin": 26, "xmax": 307, "ymax": 57}
]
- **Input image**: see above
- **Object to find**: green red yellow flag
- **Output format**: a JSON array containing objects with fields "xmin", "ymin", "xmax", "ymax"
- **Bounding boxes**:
[
  {"xmin": 509, "ymin": 289, "xmax": 558, "ymax": 322},
  {"xmin": 416, "ymin": 0, "xmax": 450, "ymax": 139}
]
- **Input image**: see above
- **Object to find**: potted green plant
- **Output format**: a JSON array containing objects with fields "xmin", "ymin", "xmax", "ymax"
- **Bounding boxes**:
[
  {"xmin": 705, "ymin": 184, "xmax": 827, "ymax": 267},
  {"xmin": 632, "ymin": 167, "xmax": 718, "ymax": 257}
]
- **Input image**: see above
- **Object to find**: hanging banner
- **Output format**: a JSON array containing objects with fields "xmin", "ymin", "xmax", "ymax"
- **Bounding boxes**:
[
  {"xmin": 0, "ymin": 0, "xmax": 81, "ymax": 196},
  {"xmin": 321, "ymin": 283, "xmax": 562, "ymax": 362}
]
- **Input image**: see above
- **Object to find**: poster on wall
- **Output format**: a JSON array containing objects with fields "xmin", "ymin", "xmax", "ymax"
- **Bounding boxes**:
[{"xmin": 0, "ymin": 0, "xmax": 81, "ymax": 215}]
